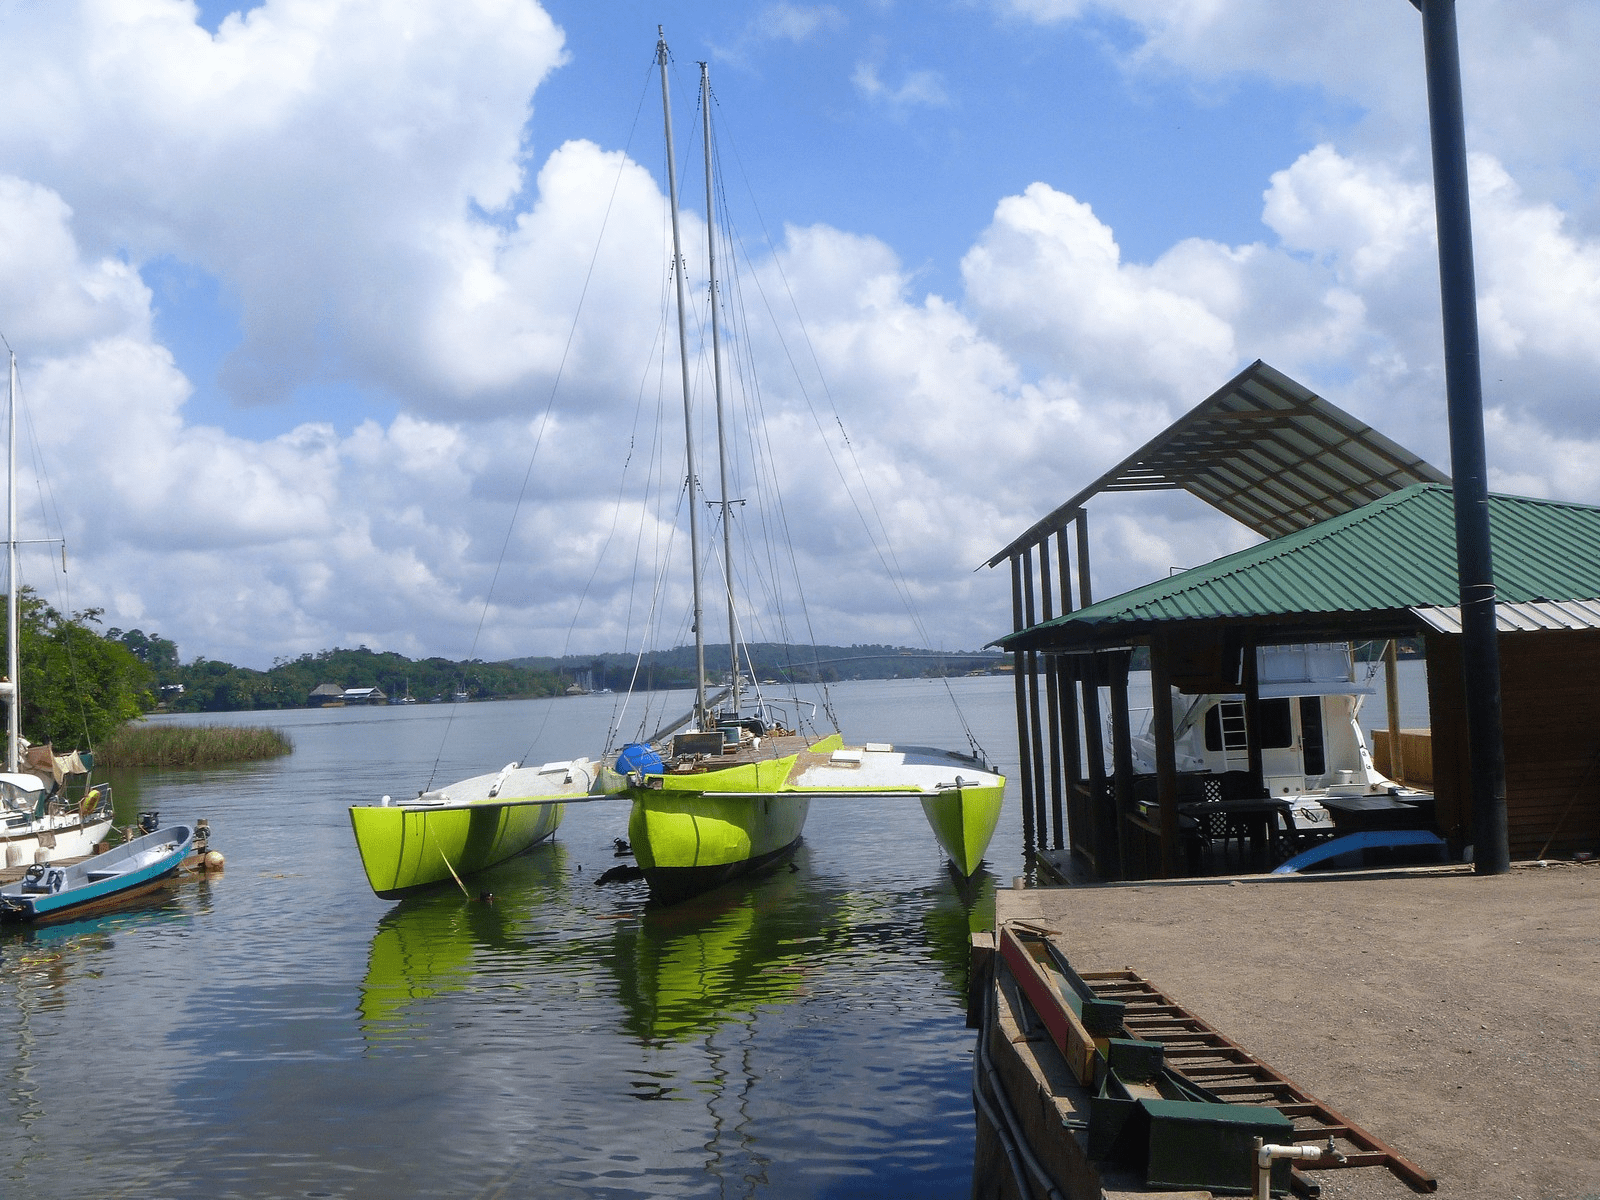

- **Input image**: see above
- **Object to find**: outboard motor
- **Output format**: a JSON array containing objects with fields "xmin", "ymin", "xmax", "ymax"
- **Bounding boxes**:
[{"xmin": 138, "ymin": 811, "xmax": 160, "ymax": 834}]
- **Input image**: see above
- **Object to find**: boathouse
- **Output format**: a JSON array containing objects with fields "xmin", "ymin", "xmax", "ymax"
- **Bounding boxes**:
[
  {"xmin": 990, "ymin": 361, "xmax": 1600, "ymax": 878},
  {"xmin": 308, "ymin": 682, "xmax": 346, "ymax": 707}
]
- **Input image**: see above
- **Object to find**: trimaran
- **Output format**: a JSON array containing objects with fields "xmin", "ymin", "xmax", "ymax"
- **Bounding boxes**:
[
  {"xmin": 594, "ymin": 35, "xmax": 1006, "ymax": 904},
  {"xmin": 349, "ymin": 33, "xmax": 1006, "ymax": 905}
]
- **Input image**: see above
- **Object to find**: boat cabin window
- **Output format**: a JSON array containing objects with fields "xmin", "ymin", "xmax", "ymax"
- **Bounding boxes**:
[
  {"xmin": 2, "ymin": 781, "xmax": 40, "ymax": 814},
  {"xmin": 1204, "ymin": 699, "xmax": 1294, "ymax": 751},
  {"xmin": 1258, "ymin": 699, "xmax": 1294, "ymax": 749},
  {"xmin": 1299, "ymin": 696, "xmax": 1326, "ymax": 776}
]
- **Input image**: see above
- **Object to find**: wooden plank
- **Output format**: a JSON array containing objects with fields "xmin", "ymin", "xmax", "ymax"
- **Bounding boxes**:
[{"xmin": 998, "ymin": 926, "xmax": 1099, "ymax": 1087}]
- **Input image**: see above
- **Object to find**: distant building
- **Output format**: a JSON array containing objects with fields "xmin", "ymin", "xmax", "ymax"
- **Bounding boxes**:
[
  {"xmin": 343, "ymin": 686, "xmax": 387, "ymax": 706},
  {"xmin": 309, "ymin": 683, "xmax": 346, "ymax": 707}
]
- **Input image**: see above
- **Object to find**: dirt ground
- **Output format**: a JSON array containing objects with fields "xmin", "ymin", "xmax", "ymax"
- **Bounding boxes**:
[{"xmin": 996, "ymin": 861, "xmax": 1600, "ymax": 1200}]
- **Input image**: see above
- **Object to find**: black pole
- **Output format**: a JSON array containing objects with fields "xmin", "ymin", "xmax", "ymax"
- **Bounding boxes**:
[{"xmin": 1414, "ymin": 0, "xmax": 1509, "ymax": 873}]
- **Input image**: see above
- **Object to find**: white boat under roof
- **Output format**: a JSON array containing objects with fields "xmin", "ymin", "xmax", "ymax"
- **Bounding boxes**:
[{"xmin": 1128, "ymin": 643, "xmax": 1428, "ymax": 832}]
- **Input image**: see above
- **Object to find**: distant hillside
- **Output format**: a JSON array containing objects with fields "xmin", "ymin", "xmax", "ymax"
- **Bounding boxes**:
[{"xmin": 505, "ymin": 643, "xmax": 1005, "ymax": 690}]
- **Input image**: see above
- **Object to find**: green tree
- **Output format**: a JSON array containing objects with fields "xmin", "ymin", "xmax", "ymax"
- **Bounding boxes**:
[
  {"xmin": 106, "ymin": 626, "xmax": 181, "ymax": 674},
  {"xmin": 4, "ymin": 590, "xmax": 152, "ymax": 749}
]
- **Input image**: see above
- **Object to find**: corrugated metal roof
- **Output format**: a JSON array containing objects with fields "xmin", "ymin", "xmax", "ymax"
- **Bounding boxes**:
[
  {"xmin": 1412, "ymin": 598, "xmax": 1600, "ymax": 634},
  {"xmin": 987, "ymin": 360, "xmax": 1448, "ymax": 567},
  {"xmin": 997, "ymin": 484, "xmax": 1600, "ymax": 648}
]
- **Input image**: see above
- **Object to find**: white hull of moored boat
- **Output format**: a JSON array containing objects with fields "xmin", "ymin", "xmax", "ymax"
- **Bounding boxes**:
[{"xmin": 3, "ymin": 813, "xmax": 115, "ymax": 868}]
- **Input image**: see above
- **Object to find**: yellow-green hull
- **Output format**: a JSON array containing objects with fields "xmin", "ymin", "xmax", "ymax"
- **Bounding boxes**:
[
  {"xmin": 350, "ymin": 800, "xmax": 563, "ymax": 899},
  {"xmin": 919, "ymin": 783, "xmax": 1005, "ymax": 876},
  {"xmin": 627, "ymin": 790, "xmax": 809, "ymax": 906}
]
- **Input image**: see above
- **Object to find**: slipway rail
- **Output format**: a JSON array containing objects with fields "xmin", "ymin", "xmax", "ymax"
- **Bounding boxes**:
[{"xmin": 1078, "ymin": 965, "xmax": 1437, "ymax": 1193}]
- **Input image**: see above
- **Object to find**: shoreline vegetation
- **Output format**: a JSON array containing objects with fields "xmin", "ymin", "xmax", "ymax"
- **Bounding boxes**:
[
  {"xmin": 96, "ymin": 722, "xmax": 294, "ymax": 768},
  {"xmin": 114, "ymin": 636, "xmax": 1007, "ymax": 715}
]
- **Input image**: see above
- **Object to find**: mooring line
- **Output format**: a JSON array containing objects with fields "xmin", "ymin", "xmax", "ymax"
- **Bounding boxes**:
[{"xmin": 423, "ymin": 820, "xmax": 470, "ymax": 898}]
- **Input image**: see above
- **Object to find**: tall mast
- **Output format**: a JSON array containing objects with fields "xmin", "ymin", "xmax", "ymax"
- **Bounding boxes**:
[
  {"xmin": 700, "ymin": 62, "xmax": 739, "ymax": 718},
  {"xmin": 658, "ymin": 29, "xmax": 709, "ymax": 728},
  {"xmin": 6, "ymin": 353, "xmax": 18, "ymax": 773}
]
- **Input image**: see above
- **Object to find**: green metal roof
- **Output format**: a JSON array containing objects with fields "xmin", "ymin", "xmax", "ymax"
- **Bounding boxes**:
[{"xmin": 997, "ymin": 483, "xmax": 1600, "ymax": 649}]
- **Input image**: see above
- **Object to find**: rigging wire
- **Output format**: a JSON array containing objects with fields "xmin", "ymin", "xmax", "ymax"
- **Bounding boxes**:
[
  {"xmin": 426, "ymin": 57, "xmax": 658, "ymax": 789},
  {"xmin": 703, "ymin": 88, "xmax": 990, "ymax": 759}
]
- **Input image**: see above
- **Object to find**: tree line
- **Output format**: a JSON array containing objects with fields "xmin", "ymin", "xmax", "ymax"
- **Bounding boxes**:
[{"xmin": 3, "ymin": 592, "xmax": 1004, "ymax": 751}]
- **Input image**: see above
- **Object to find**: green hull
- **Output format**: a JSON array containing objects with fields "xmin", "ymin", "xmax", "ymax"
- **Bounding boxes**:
[
  {"xmin": 350, "ymin": 800, "xmax": 563, "ymax": 899},
  {"xmin": 919, "ymin": 782, "xmax": 1005, "ymax": 876},
  {"xmin": 628, "ymin": 790, "xmax": 809, "ymax": 906}
]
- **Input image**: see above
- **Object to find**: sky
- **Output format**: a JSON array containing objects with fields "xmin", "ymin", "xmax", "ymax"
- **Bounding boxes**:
[{"xmin": 0, "ymin": 0, "xmax": 1597, "ymax": 670}]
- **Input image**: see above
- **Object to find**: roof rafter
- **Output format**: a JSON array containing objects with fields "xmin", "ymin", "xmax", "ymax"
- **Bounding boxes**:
[{"xmin": 987, "ymin": 360, "xmax": 1449, "ymax": 567}]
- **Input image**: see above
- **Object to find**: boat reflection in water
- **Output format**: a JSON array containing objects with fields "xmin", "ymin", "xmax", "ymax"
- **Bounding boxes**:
[
  {"xmin": 608, "ymin": 855, "xmax": 844, "ymax": 1046},
  {"xmin": 920, "ymin": 865, "xmax": 997, "ymax": 1006},
  {"xmin": 357, "ymin": 840, "xmax": 574, "ymax": 1032}
]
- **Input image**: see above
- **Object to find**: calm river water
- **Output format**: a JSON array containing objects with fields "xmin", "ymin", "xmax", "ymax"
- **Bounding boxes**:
[{"xmin": 1, "ymin": 676, "xmax": 1028, "ymax": 1200}]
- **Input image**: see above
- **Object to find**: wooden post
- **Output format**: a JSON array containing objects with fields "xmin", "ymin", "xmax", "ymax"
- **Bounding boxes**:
[
  {"xmin": 1055, "ymin": 529, "xmax": 1078, "ymax": 851},
  {"xmin": 1009, "ymin": 554, "xmax": 1035, "ymax": 851},
  {"xmin": 1076, "ymin": 511, "xmax": 1118, "ymax": 876},
  {"xmin": 1108, "ymin": 650, "xmax": 1137, "ymax": 878},
  {"xmin": 1150, "ymin": 633, "xmax": 1181, "ymax": 878},
  {"xmin": 1243, "ymin": 636, "xmax": 1265, "ymax": 798},
  {"xmin": 1039, "ymin": 542, "xmax": 1065, "ymax": 851},
  {"xmin": 1022, "ymin": 550, "xmax": 1048, "ymax": 843},
  {"xmin": 1385, "ymin": 639, "xmax": 1405, "ymax": 784}
]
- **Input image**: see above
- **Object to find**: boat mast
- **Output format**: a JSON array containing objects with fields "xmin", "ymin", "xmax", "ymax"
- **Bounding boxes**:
[
  {"xmin": 658, "ymin": 29, "xmax": 709, "ymax": 729},
  {"xmin": 700, "ymin": 62, "xmax": 740, "ymax": 719},
  {"xmin": 5, "ymin": 353, "xmax": 18, "ymax": 773}
]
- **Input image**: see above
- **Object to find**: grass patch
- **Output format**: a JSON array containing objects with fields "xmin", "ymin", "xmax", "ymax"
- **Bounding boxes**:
[{"xmin": 96, "ymin": 722, "xmax": 294, "ymax": 768}]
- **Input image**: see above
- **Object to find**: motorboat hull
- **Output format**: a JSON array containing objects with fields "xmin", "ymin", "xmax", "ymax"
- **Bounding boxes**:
[{"xmin": 0, "ymin": 823, "xmax": 194, "ymax": 922}]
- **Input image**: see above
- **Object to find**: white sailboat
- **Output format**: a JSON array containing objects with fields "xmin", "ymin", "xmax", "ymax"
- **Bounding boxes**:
[{"xmin": 1, "ymin": 352, "xmax": 114, "ymax": 868}]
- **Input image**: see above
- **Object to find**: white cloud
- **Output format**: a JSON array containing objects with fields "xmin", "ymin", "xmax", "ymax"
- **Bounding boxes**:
[
  {"xmin": 961, "ymin": 183, "xmax": 1236, "ymax": 397},
  {"xmin": 992, "ymin": 0, "xmax": 1600, "ymax": 218},
  {"xmin": 852, "ymin": 62, "xmax": 950, "ymax": 110},
  {"xmin": 752, "ymin": 4, "xmax": 845, "ymax": 42},
  {"xmin": 0, "ymin": 0, "xmax": 567, "ymax": 406},
  {"xmin": 1, "ymin": 0, "xmax": 1597, "ymax": 672}
]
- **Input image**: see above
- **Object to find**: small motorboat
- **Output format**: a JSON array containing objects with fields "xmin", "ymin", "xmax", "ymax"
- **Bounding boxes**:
[{"xmin": 0, "ymin": 822, "xmax": 196, "ymax": 922}]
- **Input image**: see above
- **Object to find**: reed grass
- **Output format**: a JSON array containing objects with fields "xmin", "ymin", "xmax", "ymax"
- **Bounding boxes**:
[{"xmin": 96, "ymin": 722, "xmax": 294, "ymax": 768}]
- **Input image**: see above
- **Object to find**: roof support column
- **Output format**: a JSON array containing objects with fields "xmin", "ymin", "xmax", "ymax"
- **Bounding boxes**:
[
  {"xmin": 1009, "ymin": 554, "xmax": 1036, "ymax": 853},
  {"xmin": 1243, "ymin": 637, "xmax": 1265, "ymax": 798},
  {"xmin": 1149, "ymin": 633, "xmax": 1181, "ymax": 877},
  {"xmin": 1054, "ymin": 530, "xmax": 1077, "ymax": 852},
  {"xmin": 1107, "ymin": 650, "xmax": 1137, "ymax": 879},
  {"xmin": 1385, "ymin": 639, "xmax": 1405, "ymax": 784},
  {"xmin": 1039, "ymin": 540, "xmax": 1065, "ymax": 851},
  {"xmin": 1414, "ymin": 0, "xmax": 1508, "ymax": 873},
  {"xmin": 1022, "ymin": 551, "xmax": 1048, "ymax": 849}
]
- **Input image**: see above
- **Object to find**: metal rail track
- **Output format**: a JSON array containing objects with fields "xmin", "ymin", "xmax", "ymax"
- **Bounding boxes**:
[{"xmin": 1078, "ymin": 967, "xmax": 1438, "ymax": 1193}]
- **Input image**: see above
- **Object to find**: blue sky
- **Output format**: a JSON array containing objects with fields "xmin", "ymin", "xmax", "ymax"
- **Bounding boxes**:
[
  {"xmin": 1, "ymin": 1, "xmax": 1597, "ymax": 668},
  {"xmin": 171, "ymin": 0, "xmax": 1357, "ymax": 439}
]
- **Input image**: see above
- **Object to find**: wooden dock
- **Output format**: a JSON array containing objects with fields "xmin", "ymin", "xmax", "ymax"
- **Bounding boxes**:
[{"xmin": 971, "ymin": 861, "xmax": 1600, "ymax": 1198}]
